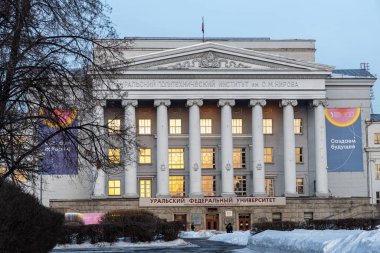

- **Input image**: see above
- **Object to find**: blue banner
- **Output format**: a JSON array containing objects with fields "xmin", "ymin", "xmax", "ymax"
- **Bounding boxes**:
[{"xmin": 325, "ymin": 108, "xmax": 363, "ymax": 172}]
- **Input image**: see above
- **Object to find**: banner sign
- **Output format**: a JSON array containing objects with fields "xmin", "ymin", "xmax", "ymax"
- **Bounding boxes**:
[
  {"xmin": 39, "ymin": 109, "xmax": 78, "ymax": 174},
  {"xmin": 325, "ymin": 108, "xmax": 363, "ymax": 172},
  {"xmin": 139, "ymin": 197, "xmax": 286, "ymax": 207}
]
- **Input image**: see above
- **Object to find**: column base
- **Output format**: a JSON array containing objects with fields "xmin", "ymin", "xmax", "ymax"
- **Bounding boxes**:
[
  {"xmin": 285, "ymin": 192, "xmax": 299, "ymax": 197},
  {"xmin": 252, "ymin": 192, "xmax": 268, "ymax": 197},
  {"xmin": 156, "ymin": 193, "xmax": 171, "ymax": 198},
  {"xmin": 91, "ymin": 194, "xmax": 107, "ymax": 199},
  {"xmin": 315, "ymin": 192, "xmax": 330, "ymax": 198},
  {"xmin": 221, "ymin": 192, "xmax": 236, "ymax": 197},
  {"xmin": 123, "ymin": 193, "xmax": 139, "ymax": 198},
  {"xmin": 189, "ymin": 192, "xmax": 204, "ymax": 198}
]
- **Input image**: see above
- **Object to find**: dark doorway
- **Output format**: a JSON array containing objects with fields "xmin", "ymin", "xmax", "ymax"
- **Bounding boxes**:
[
  {"xmin": 174, "ymin": 214, "xmax": 187, "ymax": 231},
  {"xmin": 206, "ymin": 214, "xmax": 219, "ymax": 230},
  {"xmin": 238, "ymin": 214, "xmax": 250, "ymax": 231}
]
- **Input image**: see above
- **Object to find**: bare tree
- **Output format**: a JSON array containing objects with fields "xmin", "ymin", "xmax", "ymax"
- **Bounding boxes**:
[{"xmin": 0, "ymin": 0, "xmax": 131, "ymax": 186}]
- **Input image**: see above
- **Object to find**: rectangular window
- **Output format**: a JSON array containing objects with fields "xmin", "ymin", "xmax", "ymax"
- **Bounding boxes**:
[
  {"xmin": 234, "ymin": 176, "xmax": 247, "ymax": 196},
  {"xmin": 375, "ymin": 133, "xmax": 380, "ymax": 144},
  {"xmin": 296, "ymin": 147, "xmax": 303, "ymax": 163},
  {"xmin": 304, "ymin": 212, "xmax": 314, "ymax": 221},
  {"xmin": 232, "ymin": 119, "xmax": 243, "ymax": 134},
  {"xmin": 201, "ymin": 148, "xmax": 216, "ymax": 169},
  {"xmin": 139, "ymin": 148, "xmax": 151, "ymax": 164},
  {"xmin": 265, "ymin": 178, "xmax": 274, "ymax": 197},
  {"xmin": 139, "ymin": 179, "xmax": 151, "ymax": 198},
  {"xmin": 202, "ymin": 176, "xmax": 216, "ymax": 196},
  {"xmin": 376, "ymin": 164, "xmax": 380, "ymax": 180},
  {"xmin": 272, "ymin": 212, "xmax": 282, "ymax": 222},
  {"xmin": 377, "ymin": 192, "xmax": 380, "ymax": 204},
  {"xmin": 169, "ymin": 176, "xmax": 185, "ymax": 197},
  {"xmin": 108, "ymin": 148, "xmax": 121, "ymax": 164},
  {"xmin": 138, "ymin": 119, "xmax": 151, "ymax": 135},
  {"xmin": 108, "ymin": 119, "xmax": 121, "ymax": 134},
  {"xmin": 264, "ymin": 147, "xmax": 273, "ymax": 163},
  {"xmin": 263, "ymin": 119, "xmax": 273, "ymax": 134},
  {"xmin": 168, "ymin": 148, "xmax": 184, "ymax": 169},
  {"xmin": 233, "ymin": 148, "xmax": 246, "ymax": 169},
  {"xmin": 294, "ymin": 118, "xmax": 302, "ymax": 134},
  {"xmin": 296, "ymin": 178, "xmax": 304, "ymax": 194},
  {"xmin": 108, "ymin": 180, "xmax": 121, "ymax": 196},
  {"xmin": 169, "ymin": 119, "xmax": 182, "ymax": 134},
  {"xmin": 200, "ymin": 119, "xmax": 212, "ymax": 134}
]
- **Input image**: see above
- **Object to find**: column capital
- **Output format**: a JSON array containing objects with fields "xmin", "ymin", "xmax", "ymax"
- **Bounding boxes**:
[
  {"xmin": 249, "ymin": 99, "xmax": 267, "ymax": 107},
  {"xmin": 186, "ymin": 99, "xmax": 203, "ymax": 107},
  {"xmin": 154, "ymin": 99, "xmax": 171, "ymax": 107},
  {"xmin": 96, "ymin": 100, "xmax": 107, "ymax": 107},
  {"xmin": 218, "ymin": 99, "xmax": 235, "ymax": 107},
  {"xmin": 312, "ymin": 99, "xmax": 328, "ymax": 107},
  {"xmin": 280, "ymin": 99, "xmax": 298, "ymax": 107},
  {"xmin": 122, "ymin": 99, "xmax": 138, "ymax": 107}
]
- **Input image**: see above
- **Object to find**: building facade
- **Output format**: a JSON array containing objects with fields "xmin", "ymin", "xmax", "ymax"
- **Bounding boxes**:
[{"xmin": 42, "ymin": 38, "xmax": 379, "ymax": 229}]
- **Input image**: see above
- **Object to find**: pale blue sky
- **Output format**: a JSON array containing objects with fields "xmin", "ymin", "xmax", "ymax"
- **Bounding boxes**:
[{"xmin": 107, "ymin": 0, "xmax": 380, "ymax": 113}]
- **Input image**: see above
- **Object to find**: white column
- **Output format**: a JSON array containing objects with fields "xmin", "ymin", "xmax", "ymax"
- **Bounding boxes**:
[
  {"xmin": 187, "ymin": 99, "xmax": 203, "ymax": 197},
  {"xmin": 218, "ymin": 99, "xmax": 235, "ymax": 197},
  {"xmin": 313, "ymin": 100, "xmax": 329, "ymax": 197},
  {"xmin": 250, "ymin": 99, "xmax": 267, "ymax": 196},
  {"xmin": 280, "ymin": 99, "xmax": 298, "ymax": 197},
  {"xmin": 123, "ymin": 100, "xmax": 139, "ymax": 198},
  {"xmin": 154, "ymin": 99, "xmax": 171, "ymax": 197},
  {"xmin": 93, "ymin": 100, "xmax": 106, "ymax": 197}
]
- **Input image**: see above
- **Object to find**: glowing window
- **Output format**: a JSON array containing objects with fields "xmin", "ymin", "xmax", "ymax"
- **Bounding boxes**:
[
  {"xmin": 376, "ymin": 165, "xmax": 380, "ymax": 180},
  {"xmin": 232, "ymin": 119, "xmax": 242, "ymax": 134},
  {"xmin": 201, "ymin": 148, "xmax": 215, "ymax": 169},
  {"xmin": 139, "ymin": 148, "xmax": 151, "ymax": 164},
  {"xmin": 294, "ymin": 119, "xmax": 302, "ymax": 134},
  {"xmin": 263, "ymin": 119, "xmax": 273, "ymax": 134},
  {"xmin": 296, "ymin": 178, "xmax": 304, "ymax": 194},
  {"xmin": 375, "ymin": 133, "xmax": 380, "ymax": 144},
  {"xmin": 169, "ymin": 119, "xmax": 182, "ymax": 134},
  {"xmin": 265, "ymin": 178, "xmax": 274, "ymax": 197},
  {"xmin": 264, "ymin": 147, "xmax": 273, "ymax": 163},
  {"xmin": 296, "ymin": 147, "xmax": 303, "ymax": 163},
  {"xmin": 108, "ymin": 119, "xmax": 121, "ymax": 134},
  {"xmin": 234, "ymin": 176, "xmax": 247, "ymax": 196},
  {"xmin": 168, "ymin": 148, "xmax": 184, "ymax": 169},
  {"xmin": 108, "ymin": 180, "xmax": 121, "ymax": 196},
  {"xmin": 202, "ymin": 176, "xmax": 216, "ymax": 196},
  {"xmin": 200, "ymin": 119, "xmax": 212, "ymax": 134},
  {"xmin": 108, "ymin": 148, "xmax": 121, "ymax": 164},
  {"xmin": 139, "ymin": 179, "xmax": 151, "ymax": 198},
  {"xmin": 169, "ymin": 176, "xmax": 185, "ymax": 197},
  {"xmin": 233, "ymin": 148, "xmax": 246, "ymax": 169},
  {"xmin": 138, "ymin": 119, "xmax": 151, "ymax": 135}
]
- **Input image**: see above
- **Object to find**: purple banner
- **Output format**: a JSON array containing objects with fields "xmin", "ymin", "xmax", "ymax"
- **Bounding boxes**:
[{"xmin": 39, "ymin": 109, "xmax": 78, "ymax": 174}]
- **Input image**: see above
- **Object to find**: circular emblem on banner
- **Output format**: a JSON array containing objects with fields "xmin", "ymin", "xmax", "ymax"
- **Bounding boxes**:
[
  {"xmin": 325, "ymin": 108, "xmax": 360, "ymax": 127},
  {"xmin": 40, "ymin": 108, "xmax": 77, "ymax": 128}
]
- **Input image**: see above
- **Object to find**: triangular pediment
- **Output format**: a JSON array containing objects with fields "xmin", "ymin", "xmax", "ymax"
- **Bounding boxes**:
[{"xmin": 120, "ymin": 42, "xmax": 332, "ymax": 72}]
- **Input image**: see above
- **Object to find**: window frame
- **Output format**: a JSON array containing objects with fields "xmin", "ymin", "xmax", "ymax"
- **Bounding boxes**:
[
  {"xmin": 376, "ymin": 164, "xmax": 380, "ymax": 180},
  {"xmin": 200, "ymin": 119, "xmax": 212, "ymax": 134},
  {"xmin": 169, "ymin": 176, "xmax": 185, "ymax": 197},
  {"xmin": 296, "ymin": 147, "xmax": 303, "ymax": 163},
  {"xmin": 108, "ymin": 148, "xmax": 121, "ymax": 164},
  {"xmin": 272, "ymin": 212, "xmax": 282, "ymax": 222},
  {"xmin": 107, "ymin": 119, "xmax": 121, "ymax": 134},
  {"xmin": 201, "ymin": 147, "xmax": 216, "ymax": 169},
  {"xmin": 139, "ymin": 178, "xmax": 152, "ymax": 198},
  {"xmin": 377, "ymin": 192, "xmax": 380, "ymax": 204},
  {"xmin": 375, "ymin": 133, "xmax": 380, "ymax": 144},
  {"xmin": 169, "ymin": 119, "xmax": 182, "ymax": 135},
  {"xmin": 138, "ymin": 119, "xmax": 152, "ymax": 135},
  {"xmin": 168, "ymin": 148, "xmax": 185, "ymax": 169},
  {"xmin": 234, "ymin": 175, "xmax": 247, "ymax": 196},
  {"xmin": 139, "ymin": 148, "xmax": 152, "ymax": 164},
  {"xmin": 263, "ymin": 119, "xmax": 273, "ymax": 134},
  {"xmin": 233, "ymin": 147, "xmax": 246, "ymax": 169},
  {"xmin": 264, "ymin": 147, "xmax": 273, "ymax": 163},
  {"xmin": 108, "ymin": 179, "xmax": 121, "ymax": 196},
  {"xmin": 232, "ymin": 119, "xmax": 243, "ymax": 134},
  {"xmin": 294, "ymin": 118, "xmax": 302, "ymax": 134},
  {"xmin": 296, "ymin": 178, "xmax": 304, "ymax": 194},
  {"xmin": 202, "ymin": 175, "xmax": 216, "ymax": 196},
  {"xmin": 265, "ymin": 178, "xmax": 274, "ymax": 197}
]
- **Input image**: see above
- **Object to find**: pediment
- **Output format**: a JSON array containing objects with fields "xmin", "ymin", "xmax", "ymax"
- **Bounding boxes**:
[{"xmin": 121, "ymin": 42, "xmax": 332, "ymax": 72}]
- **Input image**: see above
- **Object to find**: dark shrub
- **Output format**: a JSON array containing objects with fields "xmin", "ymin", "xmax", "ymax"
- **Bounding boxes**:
[
  {"xmin": 159, "ymin": 221, "xmax": 182, "ymax": 241},
  {"xmin": 0, "ymin": 179, "xmax": 64, "ymax": 253}
]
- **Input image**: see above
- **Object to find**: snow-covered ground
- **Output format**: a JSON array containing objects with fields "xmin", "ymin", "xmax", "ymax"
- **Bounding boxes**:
[
  {"xmin": 179, "ymin": 230, "xmax": 223, "ymax": 238},
  {"xmin": 208, "ymin": 231, "xmax": 251, "ymax": 246}
]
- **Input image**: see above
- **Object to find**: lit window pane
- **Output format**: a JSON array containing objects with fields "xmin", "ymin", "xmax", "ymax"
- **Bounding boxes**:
[
  {"xmin": 202, "ymin": 176, "xmax": 216, "ymax": 196},
  {"xmin": 139, "ymin": 148, "xmax": 152, "ymax": 164},
  {"xmin": 201, "ymin": 148, "xmax": 215, "ymax": 169},
  {"xmin": 140, "ymin": 179, "xmax": 151, "ymax": 197},
  {"xmin": 233, "ymin": 148, "xmax": 246, "ymax": 168},
  {"xmin": 234, "ymin": 176, "xmax": 247, "ymax": 196},
  {"xmin": 232, "ymin": 119, "xmax": 242, "ymax": 134},
  {"xmin": 296, "ymin": 147, "xmax": 303, "ymax": 163},
  {"xmin": 138, "ymin": 119, "xmax": 151, "ymax": 135},
  {"xmin": 169, "ymin": 119, "xmax": 182, "ymax": 134},
  {"xmin": 263, "ymin": 119, "xmax": 273, "ymax": 134},
  {"xmin": 108, "ymin": 119, "xmax": 121, "ymax": 134},
  {"xmin": 169, "ymin": 176, "xmax": 185, "ymax": 197},
  {"xmin": 375, "ymin": 133, "xmax": 380, "ymax": 144},
  {"xmin": 376, "ymin": 164, "xmax": 380, "ymax": 180},
  {"xmin": 108, "ymin": 148, "xmax": 121, "ymax": 164},
  {"xmin": 200, "ymin": 119, "xmax": 212, "ymax": 134},
  {"xmin": 108, "ymin": 179, "xmax": 121, "ymax": 196},
  {"xmin": 264, "ymin": 147, "xmax": 273, "ymax": 163},
  {"xmin": 296, "ymin": 178, "xmax": 304, "ymax": 194},
  {"xmin": 294, "ymin": 119, "xmax": 302, "ymax": 134},
  {"xmin": 168, "ymin": 148, "xmax": 184, "ymax": 169}
]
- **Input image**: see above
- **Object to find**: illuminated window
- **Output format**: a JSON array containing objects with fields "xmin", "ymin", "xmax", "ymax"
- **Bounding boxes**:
[
  {"xmin": 234, "ymin": 176, "xmax": 247, "ymax": 196},
  {"xmin": 139, "ymin": 148, "xmax": 151, "ymax": 164},
  {"xmin": 233, "ymin": 148, "xmax": 246, "ymax": 169},
  {"xmin": 138, "ymin": 119, "xmax": 151, "ymax": 135},
  {"xmin": 202, "ymin": 176, "xmax": 216, "ymax": 196},
  {"xmin": 169, "ymin": 176, "xmax": 185, "ymax": 197},
  {"xmin": 168, "ymin": 148, "xmax": 184, "ymax": 169},
  {"xmin": 108, "ymin": 148, "xmax": 121, "ymax": 164},
  {"xmin": 376, "ymin": 165, "xmax": 380, "ymax": 180},
  {"xmin": 139, "ymin": 179, "xmax": 151, "ymax": 198},
  {"xmin": 296, "ymin": 147, "xmax": 303, "ymax": 163},
  {"xmin": 232, "ymin": 119, "xmax": 242, "ymax": 134},
  {"xmin": 108, "ymin": 119, "xmax": 121, "ymax": 134},
  {"xmin": 169, "ymin": 119, "xmax": 182, "ymax": 134},
  {"xmin": 296, "ymin": 178, "xmax": 304, "ymax": 194},
  {"xmin": 200, "ymin": 119, "xmax": 212, "ymax": 134},
  {"xmin": 201, "ymin": 148, "xmax": 215, "ymax": 169},
  {"xmin": 0, "ymin": 166, "xmax": 5, "ymax": 175},
  {"xmin": 264, "ymin": 147, "xmax": 273, "ymax": 163},
  {"xmin": 263, "ymin": 119, "xmax": 273, "ymax": 134},
  {"xmin": 375, "ymin": 133, "xmax": 380, "ymax": 144},
  {"xmin": 265, "ymin": 178, "xmax": 274, "ymax": 197},
  {"xmin": 294, "ymin": 119, "xmax": 302, "ymax": 134},
  {"xmin": 108, "ymin": 179, "xmax": 121, "ymax": 196}
]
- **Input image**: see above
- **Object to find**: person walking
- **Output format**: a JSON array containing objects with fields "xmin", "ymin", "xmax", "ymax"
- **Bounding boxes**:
[{"xmin": 226, "ymin": 223, "xmax": 233, "ymax": 233}]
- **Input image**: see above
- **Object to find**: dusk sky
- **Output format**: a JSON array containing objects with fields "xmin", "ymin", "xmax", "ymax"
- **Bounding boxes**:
[{"xmin": 107, "ymin": 0, "xmax": 380, "ymax": 113}]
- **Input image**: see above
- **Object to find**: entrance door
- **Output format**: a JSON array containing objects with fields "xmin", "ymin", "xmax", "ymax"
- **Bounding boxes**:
[
  {"xmin": 238, "ymin": 214, "xmax": 250, "ymax": 231},
  {"xmin": 174, "ymin": 214, "xmax": 187, "ymax": 231},
  {"xmin": 206, "ymin": 214, "xmax": 219, "ymax": 230}
]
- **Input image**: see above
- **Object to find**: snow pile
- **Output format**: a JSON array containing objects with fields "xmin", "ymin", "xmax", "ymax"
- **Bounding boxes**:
[
  {"xmin": 54, "ymin": 238, "xmax": 193, "ymax": 249},
  {"xmin": 208, "ymin": 231, "xmax": 251, "ymax": 246},
  {"xmin": 244, "ymin": 229, "xmax": 380, "ymax": 253},
  {"xmin": 179, "ymin": 230, "xmax": 222, "ymax": 238}
]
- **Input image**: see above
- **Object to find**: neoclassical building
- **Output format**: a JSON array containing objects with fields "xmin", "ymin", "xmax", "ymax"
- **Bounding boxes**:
[{"xmin": 45, "ymin": 38, "xmax": 378, "ymax": 230}]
